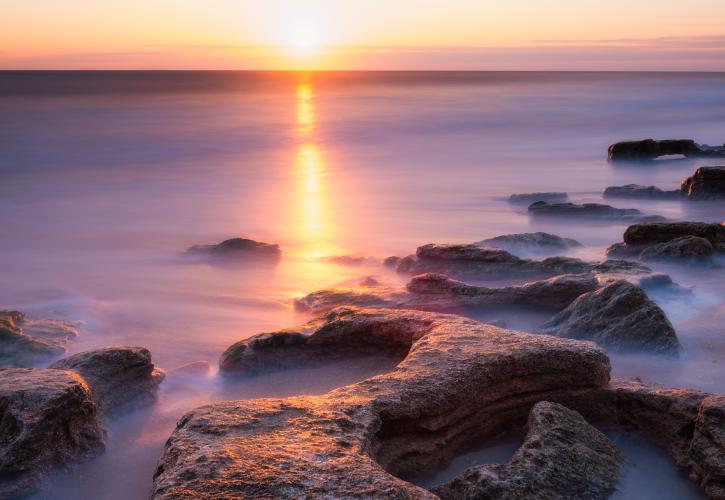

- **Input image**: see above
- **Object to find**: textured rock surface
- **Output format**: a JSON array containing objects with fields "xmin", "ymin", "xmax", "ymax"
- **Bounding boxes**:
[
  {"xmin": 607, "ymin": 221, "xmax": 725, "ymax": 260},
  {"xmin": 639, "ymin": 236, "xmax": 715, "ymax": 262},
  {"xmin": 294, "ymin": 273, "xmax": 599, "ymax": 315},
  {"xmin": 0, "ymin": 310, "xmax": 78, "ymax": 367},
  {"xmin": 432, "ymin": 401, "xmax": 621, "ymax": 500},
  {"xmin": 607, "ymin": 139, "xmax": 704, "ymax": 160},
  {"xmin": 0, "ymin": 368, "xmax": 105, "ymax": 497},
  {"xmin": 186, "ymin": 237, "xmax": 280, "ymax": 260},
  {"xmin": 157, "ymin": 308, "xmax": 611, "ymax": 498},
  {"xmin": 155, "ymin": 308, "xmax": 724, "ymax": 498},
  {"xmin": 393, "ymin": 243, "xmax": 648, "ymax": 280},
  {"xmin": 690, "ymin": 396, "xmax": 725, "ymax": 498},
  {"xmin": 681, "ymin": 166, "xmax": 725, "ymax": 200},
  {"xmin": 51, "ymin": 346, "xmax": 165, "ymax": 414},
  {"xmin": 476, "ymin": 232, "xmax": 581, "ymax": 254},
  {"xmin": 508, "ymin": 192, "xmax": 568, "ymax": 204},
  {"xmin": 603, "ymin": 184, "xmax": 681, "ymax": 199},
  {"xmin": 542, "ymin": 280, "xmax": 680, "ymax": 355},
  {"xmin": 528, "ymin": 201, "xmax": 665, "ymax": 222}
]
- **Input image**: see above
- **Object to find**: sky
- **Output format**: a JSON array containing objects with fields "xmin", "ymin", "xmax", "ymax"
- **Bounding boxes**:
[{"xmin": 2, "ymin": 0, "xmax": 725, "ymax": 70}]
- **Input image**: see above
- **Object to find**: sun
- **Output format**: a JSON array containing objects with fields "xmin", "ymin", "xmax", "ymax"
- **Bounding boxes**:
[{"xmin": 290, "ymin": 23, "xmax": 319, "ymax": 51}]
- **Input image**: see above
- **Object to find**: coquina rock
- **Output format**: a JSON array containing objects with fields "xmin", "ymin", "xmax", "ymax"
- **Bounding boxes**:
[
  {"xmin": 50, "ymin": 346, "xmax": 165, "ymax": 415},
  {"xmin": 681, "ymin": 166, "xmax": 725, "ymax": 200},
  {"xmin": 155, "ymin": 308, "xmax": 723, "ymax": 499},
  {"xmin": 528, "ymin": 201, "xmax": 665, "ymax": 222},
  {"xmin": 391, "ymin": 243, "xmax": 648, "ymax": 280},
  {"xmin": 186, "ymin": 237, "xmax": 280, "ymax": 260},
  {"xmin": 294, "ymin": 273, "xmax": 599, "ymax": 315},
  {"xmin": 432, "ymin": 401, "xmax": 621, "ymax": 500},
  {"xmin": 475, "ymin": 232, "xmax": 581, "ymax": 255},
  {"xmin": 0, "ymin": 368, "xmax": 106, "ymax": 498},
  {"xmin": 0, "ymin": 310, "xmax": 78, "ymax": 367},
  {"xmin": 541, "ymin": 280, "xmax": 680, "ymax": 355}
]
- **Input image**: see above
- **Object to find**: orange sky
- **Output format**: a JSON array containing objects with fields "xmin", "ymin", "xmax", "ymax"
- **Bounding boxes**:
[{"xmin": 3, "ymin": 0, "xmax": 725, "ymax": 70}]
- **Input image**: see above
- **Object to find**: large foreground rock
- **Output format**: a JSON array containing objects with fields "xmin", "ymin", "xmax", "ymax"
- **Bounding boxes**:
[
  {"xmin": 294, "ymin": 273, "xmax": 599, "ymax": 315},
  {"xmin": 681, "ymin": 166, "xmax": 725, "ymax": 200},
  {"xmin": 432, "ymin": 401, "xmax": 621, "ymax": 500},
  {"xmin": 0, "ymin": 310, "xmax": 78, "ymax": 367},
  {"xmin": 607, "ymin": 139, "xmax": 724, "ymax": 161},
  {"xmin": 50, "ymin": 346, "xmax": 165, "ymax": 414},
  {"xmin": 541, "ymin": 280, "xmax": 680, "ymax": 355},
  {"xmin": 528, "ymin": 201, "xmax": 665, "ymax": 222},
  {"xmin": 154, "ymin": 308, "xmax": 723, "ymax": 498},
  {"xmin": 690, "ymin": 396, "xmax": 725, "ymax": 498},
  {"xmin": 475, "ymin": 232, "xmax": 581, "ymax": 255},
  {"xmin": 0, "ymin": 368, "xmax": 105, "ymax": 497},
  {"xmin": 391, "ymin": 243, "xmax": 648, "ymax": 280},
  {"xmin": 186, "ymin": 237, "xmax": 280, "ymax": 260}
]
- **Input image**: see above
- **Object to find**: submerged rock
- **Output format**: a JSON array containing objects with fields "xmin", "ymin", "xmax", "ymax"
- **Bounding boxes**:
[
  {"xmin": 476, "ymin": 232, "xmax": 581, "ymax": 254},
  {"xmin": 393, "ymin": 242, "xmax": 648, "ymax": 280},
  {"xmin": 433, "ymin": 401, "xmax": 621, "ymax": 500},
  {"xmin": 0, "ymin": 310, "xmax": 78, "ymax": 367},
  {"xmin": 603, "ymin": 184, "xmax": 681, "ymax": 200},
  {"xmin": 294, "ymin": 273, "xmax": 599, "ymax": 315},
  {"xmin": 607, "ymin": 139, "xmax": 705, "ymax": 161},
  {"xmin": 528, "ymin": 201, "xmax": 665, "ymax": 222},
  {"xmin": 541, "ymin": 280, "xmax": 680, "ymax": 355},
  {"xmin": 509, "ymin": 192, "xmax": 568, "ymax": 204},
  {"xmin": 681, "ymin": 166, "xmax": 725, "ymax": 200},
  {"xmin": 0, "ymin": 368, "xmax": 106, "ymax": 498},
  {"xmin": 154, "ymin": 308, "xmax": 723, "ymax": 499},
  {"xmin": 50, "ymin": 346, "xmax": 165, "ymax": 414},
  {"xmin": 186, "ymin": 237, "xmax": 280, "ymax": 260}
]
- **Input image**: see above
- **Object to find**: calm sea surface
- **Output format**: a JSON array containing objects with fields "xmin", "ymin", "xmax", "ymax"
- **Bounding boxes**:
[{"xmin": 1, "ymin": 71, "xmax": 724, "ymax": 498}]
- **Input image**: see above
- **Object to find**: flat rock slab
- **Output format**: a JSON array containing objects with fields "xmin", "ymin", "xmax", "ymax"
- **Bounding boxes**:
[
  {"xmin": 528, "ymin": 201, "xmax": 665, "ymax": 222},
  {"xmin": 0, "ymin": 310, "xmax": 78, "ymax": 367},
  {"xmin": 51, "ymin": 346, "xmax": 165, "ymax": 415},
  {"xmin": 294, "ymin": 272, "xmax": 599, "ymax": 315},
  {"xmin": 603, "ymin": 184, "xmax": 682, "ymax": 200},
  {"xmin": 391, "ymin": 243, "xmax": 649, "ymax": 280},
  {"xmin": 0, "ymin": 368, "xmax": 105, "ymax": 498},
  {"xmin": 475, "ymin": 232, "xmax": 582, "ymax": 255},
  {"xmin": 156, "ymin": 308, "xmax": 611, "ymax": 498},
  {"xmin": 432, "ymin": 401, "xmax": 621, "ymax": 500},
  {"xmin": 607, "ymin": 139, "xmax": 725, "ymax": 161},
  {"xmin": 186, "ymin": 237, "xmax": 280, "ymax": 261},
  {"xmin": 509, "ymin": 192, "xmax": 568, "ymax": 204},
  {"xmin": 542, "ymin": 280, "xmax": 680, "ymax": 355}
]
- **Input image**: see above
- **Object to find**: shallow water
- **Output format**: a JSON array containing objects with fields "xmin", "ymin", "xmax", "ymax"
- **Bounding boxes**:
[{"xmin": 1, "ymin": 71, "xmax": 724, "ymax": 498}]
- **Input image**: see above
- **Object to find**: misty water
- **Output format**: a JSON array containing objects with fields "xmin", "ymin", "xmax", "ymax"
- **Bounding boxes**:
[{"xmin": 1, "ymin": 71, "xmax": 724, "ymax": 498}]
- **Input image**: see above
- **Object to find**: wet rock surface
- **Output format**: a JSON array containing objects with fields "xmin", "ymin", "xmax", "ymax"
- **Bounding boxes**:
[
  {"xmin": 50, "ymin": 346, "xmax": 165, "ymax": 415},
  {"xmin": 0, "ymin": 368, "xmax": 106, "ymax": 498},
  {"xmin": 392, "ymin": 243, "xmax": 648, "ymax": 280},
  {"xmin": 528, "ymin": 201, "xmax": 665, "ymax": 222},
  {"xmin": 508, "ymin": 192, "xmax": 568, "ymax": 204},
  {"xmin": 156, "ymin": 307, "xmax": 611, "ymax": 498},
  {"xmin": 0, "ymin": 310, "xmax": 78, "ymax": 367},
  {"xmin": 186, "ymin": 237, "xmax": 281, "ymax": 260},
  {"xmin": 541, "ymin": 280, "xmax": 680, "ymax": 355},
  {"xmin": 432, "ymin": 401, "xmax": 621, "ymax": 500},
  {"xmin": 603, "ymin": 184, "xmax": 681, "ymax": 200},
  {"xmin": 293, "ymin": 273, "xmax": 599, "ymax": 315},
  {"xmin": 607, "ymin": 139, "xmax": 722, "ymax": 161},
  {"xmin": 690, "ymin": 396, "xmax": 725, "ymax": 498},
  {"xmin": 475, "ymin": 232, "xmax": 581, "ymax": 254},
  {"xmin": 681, "ymin": 166, "xmax": 725, "ymax": 200}
]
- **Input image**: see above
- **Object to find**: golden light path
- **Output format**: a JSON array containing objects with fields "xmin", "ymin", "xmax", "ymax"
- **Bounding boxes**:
[{"xmin": 293, "ymin": 79, "xmax": 334, "ymax": 258}]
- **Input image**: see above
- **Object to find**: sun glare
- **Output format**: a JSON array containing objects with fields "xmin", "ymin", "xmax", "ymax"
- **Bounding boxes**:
[{"xmin": 290, "ymin": 23, "xmax": 319, "ymax": 50}]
